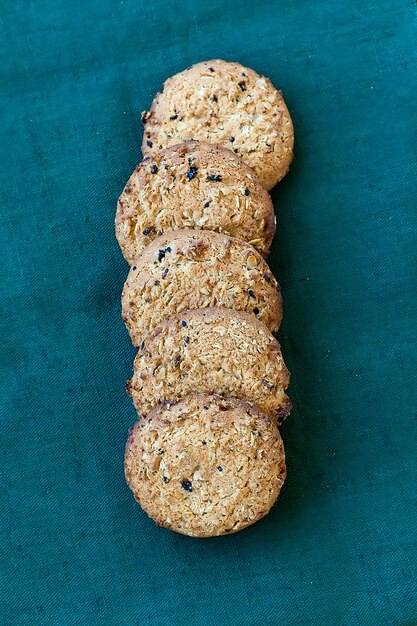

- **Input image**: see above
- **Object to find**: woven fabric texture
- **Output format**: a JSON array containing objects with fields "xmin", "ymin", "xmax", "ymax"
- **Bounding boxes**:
[{"xmin": 1, "ymin": 0, "xmax": 416, "ymax": 624}]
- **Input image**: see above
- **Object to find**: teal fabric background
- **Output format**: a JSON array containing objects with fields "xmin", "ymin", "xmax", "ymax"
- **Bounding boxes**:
[{"xmin": 1, "ymin": 0, "xmax": 416, "ymax": 624}]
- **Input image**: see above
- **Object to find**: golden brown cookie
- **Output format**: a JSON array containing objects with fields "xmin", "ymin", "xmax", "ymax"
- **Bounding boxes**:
[
  {"xmin": 125, "ymin": 393, "xmax": 286, "ymax": 537},
  {"xmin": 141, "ymin": 60, "xmax": 293, "ymax": 190},
  {"xmin": 122, "ymin": 229, "xmax": 282, "ymax": 347},
  {"xmin": 115, "ymin": 141, "xmax": 275, "ymax": 264},
  {"xmin": 127, "ymin": 307, "xmax": 291, "ymax": 422}
]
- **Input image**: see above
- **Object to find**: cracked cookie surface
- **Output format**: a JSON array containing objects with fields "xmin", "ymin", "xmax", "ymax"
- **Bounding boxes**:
[
  {"xmin": 141, "ymin": 60, "xmax": 294, "ymax": 190},
  {"xmin": 122, "ymin": 229, "xmax": 282, "ymax": 347},
  {"xmin": 116, "ymin": 141, "xmax": 275, "ymax": 264},
  {"xmin": 128, "ymin": 307, "xmax": 291, "ymax": 421},
  {"xmin": 125, "ymin": 393, "xmax": 286, "ymax": 537}
]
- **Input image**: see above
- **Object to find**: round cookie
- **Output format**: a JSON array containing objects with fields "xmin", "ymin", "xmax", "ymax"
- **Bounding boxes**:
[
  {"xmin": 125, "ymin": 393, "xmax": 287, "ymax": 537},
  {"xmin": 122, "ymin": 229, "xmax": 282, "ymax": 347},
  {"xmin": 127, "ymin": 307, "xmax": 291, "ymax": 422},
  {"xmin": 141, "ymin": 60, "xmax": 294, "ymax": 190},
  {"xmin": 116, "ymin": 141, "xmax": 275, "ymax": 264}
]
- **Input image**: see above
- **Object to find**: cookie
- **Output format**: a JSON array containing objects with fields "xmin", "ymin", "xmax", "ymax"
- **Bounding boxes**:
[
  {"xmin": 141, "ymin": 60, "xmax": 293, "ymax": 190},
  {"xmin": 115, "ymin": 141, "xmax": 275, "ymax": 264},
  {"xmin": 125, "ymin": 393, "xmax": 286, "ymax": 537},
  {"xmin": 122, "ymin": 229, "xmax": 282, "ymax": 347},
  {"xmin": 127, "ymin": 307, "xmax": 291, "ymax": 422}
]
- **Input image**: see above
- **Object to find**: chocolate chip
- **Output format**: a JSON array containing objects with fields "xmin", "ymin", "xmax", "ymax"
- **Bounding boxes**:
[
  {"xmin": 181, "ymin": 320, "xmax": 187, "ymax": 327},
  {"xmin": 211, "ymin": 94, "xmax": 218, "ymax": 102},
  {"xmin": 204, "ymin": 201, "xmax": 211, "ymax": 207},
  {"xmin": 184, "ymin": 336, "xmax": 190, "ymax": 344},
  {"xmin": 238, "ymin": 81, "xmax": 246, "ymax": 91},
  {"xmin": 229, "ymin": 136, "xmax": 235, "ymax": 143},
  {"xmin": 263, "ymin": 273, "xmax": 271, "ymax": 282},
  {"xmin": 141, "ymin": 112, "xmax": 149, "ymax": 124},
  {"xmin": 217, "ymin": 466, "xmax": 223, "ymax": 472},
  {"xmin": 181, "ymin": 480, "xmax": 192, "ymax": 492},
  {"xmin": 140, "ymin": 341, "xmax": 145, "ymax": 350},
  {"xmin": 265, "ymin": 141, "xmax": 271, "ymax": 147},
  {"xmin": 132, "ymin": 265, "xmax": 137, "ymax": 271},
  {"xmin": 253, "ymin": 307, "xmax": 260, "ymax": 315},
  {"xmin": 169, "ymin": 114, "xmax": 178, "ymax": 120},
  {"xmin": 208, "ymin": 67, "xmax": 214, "ymax": 72},
  {"xmin": 151, "ymin": 164, "xmax": 158, "ymax": 174},
  {"xmin": 162, "ymin": 476, "xmax": 169, "ymax": 483},
  {"xmin": 241, "ymin": 72, "xmax": 246, "ymax": 77},
  {"xmin": 202, "ymin": 440, "xmax": 207, "ymax": 445},
  {"xmin": 187, "ymin": 166, "xmax": 198, "ymax": 180},
  {"xmin": 161, "ymin": 268, "xmax": 169, "ymax": 278},
  {"xmin": 248, "ymin": 289, "xmax": 255, "ymax": 298},
  {"xmin": 154, "ymin": 280, "xmax": 160, "ymax": 286},
  {"xmin": 147, "ymin": 140, "xmax": 153, "ymax": 148},
  {"xmin": 158, "ymin": 448, "xmax": 164, "ymax": 455},
  {"xmin": 142, "ymin": 228, "xmax": 152, "ymax": 236},
  {"xmin": 244, "ymin": 188, "xmax": 250, "ymax": 196},
  {"xmin": 203, "ymin": 406, "xmax": 209, "ymax": 410},
  {"xmin": 206, "ymin": 174, "xmax": 222, "ymax": 182}
]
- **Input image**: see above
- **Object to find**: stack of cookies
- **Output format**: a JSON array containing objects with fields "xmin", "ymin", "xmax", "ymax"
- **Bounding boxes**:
[{"xmin": 115, "ymin": 60, "xmax": 294, "ymax": 538}]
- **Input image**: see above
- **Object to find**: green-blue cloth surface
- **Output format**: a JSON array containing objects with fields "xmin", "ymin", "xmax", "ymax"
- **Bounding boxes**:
[{"xmin": 1, "ymin": 1, "xmax": 416, "ymax": 624}]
